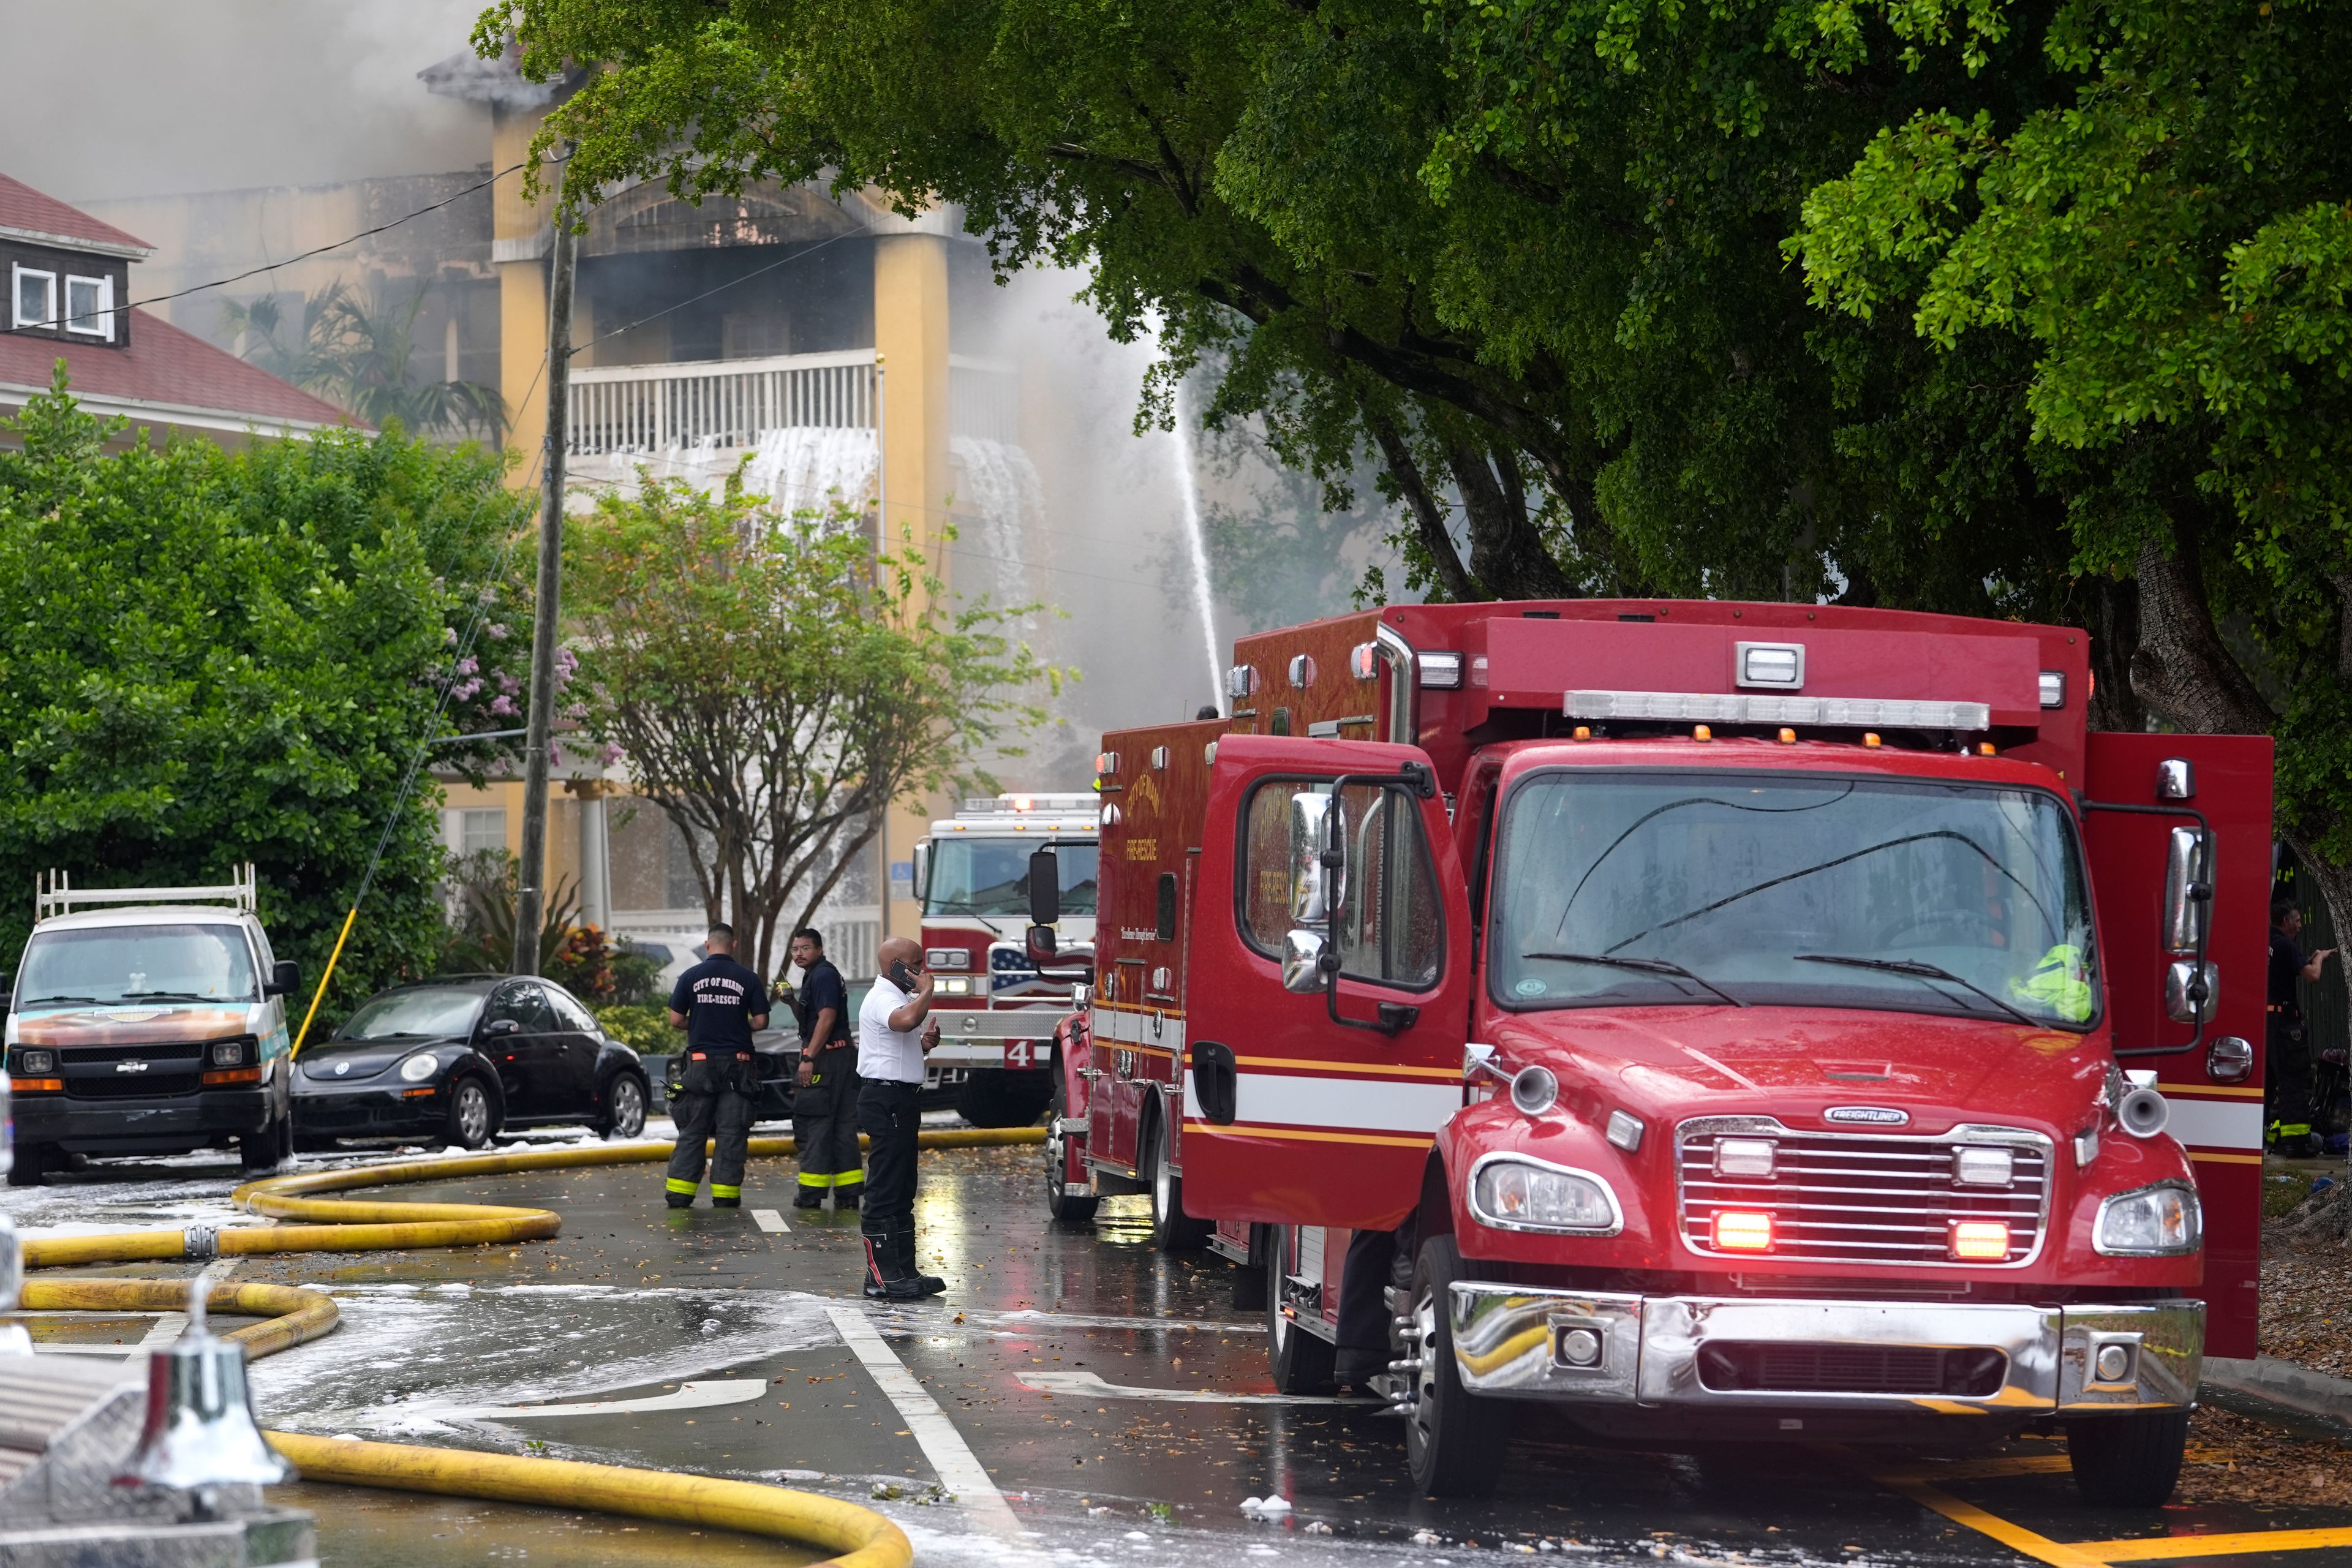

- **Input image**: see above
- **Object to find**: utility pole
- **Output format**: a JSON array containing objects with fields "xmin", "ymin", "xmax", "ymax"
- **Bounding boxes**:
[{"xmin": 514, "ymin": 203, "xmax": 577, "ymax": 977}]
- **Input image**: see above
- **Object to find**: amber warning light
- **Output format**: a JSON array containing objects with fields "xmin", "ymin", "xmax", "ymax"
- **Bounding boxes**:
[
  {"xmin": 1949, "ymin": 1221, "xmax": 2011, "ymax": 1261},
  {"xmin": 1713, "ymin": 1212, "xmax": 1773, "ymax": 1252}
]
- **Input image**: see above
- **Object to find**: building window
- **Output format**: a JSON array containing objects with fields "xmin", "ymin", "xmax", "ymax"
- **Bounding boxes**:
[
  {"xmin": 12, "ymin": 266, "xmax": 56, "ymax": 331},
  {"xmin": 459, "ymin": 807, "xmax": 508, "ymax": 856},
  {"xmin": 64, "ymin": 276, "xmax": 111, "ymax": 339}
]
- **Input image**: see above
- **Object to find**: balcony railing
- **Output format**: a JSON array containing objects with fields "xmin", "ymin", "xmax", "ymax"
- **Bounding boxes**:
[{"xmin": 566, "ymin": 349, "xmax": 1016, "ymax": 456}]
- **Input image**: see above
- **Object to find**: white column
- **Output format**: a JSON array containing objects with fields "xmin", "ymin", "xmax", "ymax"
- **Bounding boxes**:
[{"xmin": 579, "ymin": 792, "xmax": 612, "ymax": 929}]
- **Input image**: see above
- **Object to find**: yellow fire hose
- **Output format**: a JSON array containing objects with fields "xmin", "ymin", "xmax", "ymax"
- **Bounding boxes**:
[
  {"xmin": 14, "ymin": 1126, "xmax": 1047, "ymax": 1567},
  {"xmin": 266, "ymin": 1433, "xmax": 911, "ymax": 1568}
]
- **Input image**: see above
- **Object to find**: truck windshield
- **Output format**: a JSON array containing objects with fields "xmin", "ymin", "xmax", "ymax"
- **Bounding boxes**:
[
  {"xmin": 1490, "ymin": 771, "xmax": 2098, "ymax": 1028},
  {"xmin": 924, "ymin": 841, "xmax": 1099, "ymax": 918},
  {"xmin": 18, "ymin": 923, "xmax": 257, "ymax": 1006}
]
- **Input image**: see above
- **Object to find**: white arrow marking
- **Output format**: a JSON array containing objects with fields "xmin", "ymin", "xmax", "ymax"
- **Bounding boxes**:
[
  {"xmin": 464, "ymin": 1378, "xmax": 769, "ymax": 1419},
  {"xmin": 1016, "ymin": 1368, "xmax": 1371, "ymax": 1406}
]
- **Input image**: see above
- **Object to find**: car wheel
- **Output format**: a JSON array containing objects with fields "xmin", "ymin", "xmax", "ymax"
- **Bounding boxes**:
[
  {"xmin": 1402, "ymin": 1232, "xmax": 1510, "ymax": 1498},
  {"xmin": 1043, "ymin": 1071, "xmax": 1098, "ymax": 1225},
  {"xmin": 1267, "ymin": 1225, "xmax": 1336, "ymax": 1395},
  {"xmin": 1144, "ymin": 1114, "xmax": 1210, "ymax": 1251},
  {"xmin": 601, "ymin": 1074, "xmax": 648, "ymax": 1140},
  {"xmin": 2066, "ymin": 1410, "xmax": 2190, "ymax": 1507},
  {"xmin": 6, "ymin": 1141, "xmax": 51, "ymax": 1187},
  {"xmin": 445, "ymin": 1077, "xmax": 496, "ymax": 1150},
  {"xmin": 239, "ymin": 1116, "xmax": 285, "ymax": 1174}
]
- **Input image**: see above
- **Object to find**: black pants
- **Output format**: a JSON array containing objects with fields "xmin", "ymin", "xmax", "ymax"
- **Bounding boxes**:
[
  {"xmin": 1336, "ymin": 1222, "xmax": 1413, "ymax": 1376},
  {"xmin": 2269, "ymin": 1014, "xmax": 2313, "ymax": 1145},
  {"xmin": 667, "ymin": 1055, "xmax": 754, "ymax": 1201},
  {"xmin": 858, "ymin": 1079, "xmax": 921, "ymax": 1232},
  {"xmin": 793, "ymin": 1050, "xmax": 863, "ymax": 1198}
]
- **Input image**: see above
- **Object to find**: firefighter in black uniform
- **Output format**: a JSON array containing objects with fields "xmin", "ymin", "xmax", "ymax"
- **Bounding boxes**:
[
  {"xmin": 2269, "ymin": 897, "xmax": 2336, "ymax": 1156},
  {"xmin": 663, "ymin": 922, "xmax": 769, "ymax": 1209},
  {"xmin": 788, "ymin": 926, "xmax": 862, "ymax": 1210}
]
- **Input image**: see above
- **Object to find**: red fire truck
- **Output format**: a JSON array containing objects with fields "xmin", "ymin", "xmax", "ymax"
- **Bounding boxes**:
[{"xmin": 1039, "ymin": 600, "xmax": 2267, "ymax": 1506}]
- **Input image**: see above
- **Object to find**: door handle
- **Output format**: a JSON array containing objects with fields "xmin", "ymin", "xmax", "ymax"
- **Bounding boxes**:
[{"xmin": 1190, "ymin": 1040, "xmax": 1237, "ymax": 1125}]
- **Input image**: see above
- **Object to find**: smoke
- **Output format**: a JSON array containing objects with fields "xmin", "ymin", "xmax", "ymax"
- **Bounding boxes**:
[{"xmin": 0, "ymin": 1, "xmax": 485, "ymax": 202}]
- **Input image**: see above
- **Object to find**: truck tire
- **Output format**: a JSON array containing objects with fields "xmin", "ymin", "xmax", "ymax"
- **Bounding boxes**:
[
  {"xmin": 239, "ymin": 1113, "xmax": 289, "ymax": 1174},
  {"xmin": 598, "ymin": 1072, "xmax": 649, "ymax": 1139},
  {"xmin": 6, "ymin": 1141, "xmax": 51, "ymax": 1187},
  {"xmin": 1267, "ymin": 1226, "xmax": 1336, "ymax": 1395},
  {"xmin": 956, "ymin": 1069, "xmax": 1054, "ymax": 1129},
  {"xmin": 1043, "ymin": 1073, "xmax": 1098, "ymax": 1224},
  {"xmin": 1403, "ymin": 1233, "xmax": 1511, "ymax": 1498},
  {"xmin": 1232, "ymin": 1224, "xmax": 1270, "ymax": 1312},
  {"xmin": 445, "ymin": 1077, "xmax": 498, "ymax": 1150},
  {"xmin": 2065, "ymin": 1410, "xmax": 2190, "ymax": 1507},
  {"xmin": 1143, "ymin": 1113, "xmax": 1210, "ymax": 1252}
]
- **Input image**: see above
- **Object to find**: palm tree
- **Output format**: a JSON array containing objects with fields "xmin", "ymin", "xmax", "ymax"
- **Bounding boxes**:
[{"xmin": 221, "ymin": 281, "xmax": 505, "ymax": 441}]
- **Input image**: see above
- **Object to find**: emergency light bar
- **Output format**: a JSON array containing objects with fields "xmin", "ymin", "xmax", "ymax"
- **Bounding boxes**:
[
  {"xmin": 957, "ymin": 794, "xmax": 1096, "ymax": 814},
  {"xmin": 1563, "ymin": 690, "xmax": 1992, "ymax": 732}
]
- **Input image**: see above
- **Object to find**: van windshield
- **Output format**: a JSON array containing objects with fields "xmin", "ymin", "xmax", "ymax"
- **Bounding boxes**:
[
  {"xmin": 924, "ymin": 841, "xmax": 1099, "ymax": 919},
  {"xmin": 18, "ymin": 923, "xmax": 258, "ymax": 1006},
  {"xmin": 1489, "ymin": 771, "xmax": 2098, "ymax": 1029}
]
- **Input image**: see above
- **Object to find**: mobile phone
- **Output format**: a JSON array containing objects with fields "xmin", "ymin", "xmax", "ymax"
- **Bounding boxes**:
[{"xmin": 888, "ymin": 958, "xmax": 917, "ymax": 990}]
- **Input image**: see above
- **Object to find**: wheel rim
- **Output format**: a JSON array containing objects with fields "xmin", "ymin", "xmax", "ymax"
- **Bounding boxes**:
[
  {"xmin": 616, "ymin": 1080, "xmax": 644, "ymax": 1135},
  {"xmin": 1269, "ymin": 1233, "xmax": 1289, "ymax": 1354},
  {"xmin": 457, "ymin": 1085, "xmax": 489, "ymax": 1145},
  {"xmin": 1152, "ymin": 1134, "xmax": 1174, "ymax": 1222},
  {"xmin": 1044, "ymin": 1121, "xmax": 1065, "ymax": 1206},
  {"xmin": 1406, "ymin": 1285, "xmax": 1440, "ymax": 1457}
]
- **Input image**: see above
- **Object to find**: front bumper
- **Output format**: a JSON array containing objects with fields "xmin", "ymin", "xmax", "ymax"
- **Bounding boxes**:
[
  {"xmin": 13, "ymin": 1086, "xmax": 270, "ymax": 1152},
  {"xmin": 291, "ymin": 1082, "xmax": 441, "ymax": 1136},
  {"xmin": 1450, "ymin": 1284, "xmax": 2201, "ymax": 1415}
]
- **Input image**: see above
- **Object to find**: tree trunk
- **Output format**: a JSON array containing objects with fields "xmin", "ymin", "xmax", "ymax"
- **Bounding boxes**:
[
  {"xmin": 1366, "ymin": 412, "xmax": 1480, "ymax": 604},
  {"xmin": 2128, "ymin": 532, "xmax": 2273, "ymax": 737},
  {"xmin": 2083, "ymin": 575, "xmax": 2145, "ymax": 734},
  {"xmin": 1444, "ymin": 437, "xmax": 1578, "ymax": 601}
]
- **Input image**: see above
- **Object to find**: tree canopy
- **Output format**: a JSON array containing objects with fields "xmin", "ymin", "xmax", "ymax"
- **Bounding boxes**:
[
  {"xmin": 0, "ymin": 369, "xmax": 536, "ymax": 1014},
  {"xmin": 565, "ymin": 478, "xmax": 1059, "ymax": 976}
]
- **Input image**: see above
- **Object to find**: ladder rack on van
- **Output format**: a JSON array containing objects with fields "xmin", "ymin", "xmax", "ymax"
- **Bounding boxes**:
[{"xmin": 36, "ymin": 863, "xmax": 258, "ymax": 921}]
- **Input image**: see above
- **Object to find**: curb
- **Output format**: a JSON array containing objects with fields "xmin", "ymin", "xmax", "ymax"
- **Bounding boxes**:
[{"xmin": 2201, "ymin": 1355, "xmax": 2352, "ymax": 1434}]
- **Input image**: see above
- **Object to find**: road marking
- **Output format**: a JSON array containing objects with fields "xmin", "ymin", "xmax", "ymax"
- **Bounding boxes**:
[
  {"xmin": 467, "ymin": 1379, "xmax": 769, "ymax": 1419},
  {"xmin": 824, "ymin": 1303, "xmax": 1033, "ymax": 1551},
  {"xmin": 975, "ymin": 1308, "xmax": 1261, "ymax": 1334},
  {"xmin": 1017, "ymin": 1368, "xmax": 1368, "ymax": 1406},
  {"xmin": 135, "ymin": 1313, "xmax": 187, "ymax": 1349},
  {"xmin": 2078, "ymin": 1529, "xmax": 2352, "ymax": 1561},
  {"xmin": 752, "ymin": 1208, "xmax": 790, "ymax": 1233},
  {"xmin": 1875, "ymin": 1474, "xmax": 2109, "ymax": 1568}
]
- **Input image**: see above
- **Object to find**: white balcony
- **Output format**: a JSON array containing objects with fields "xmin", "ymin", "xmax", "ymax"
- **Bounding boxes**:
[{"xmin": 566, "ymin": 348, "xmax": 1017, "ymax": 459}]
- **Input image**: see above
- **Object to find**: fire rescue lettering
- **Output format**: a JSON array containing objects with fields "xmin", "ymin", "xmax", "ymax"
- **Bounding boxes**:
[{"xmin": 1124, "ymin": 838, "xmax": 1159, "ymax": 860}]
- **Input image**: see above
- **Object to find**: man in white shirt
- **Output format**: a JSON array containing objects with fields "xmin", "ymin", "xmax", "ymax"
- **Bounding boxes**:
[{"xmin": 856, "ymin": 935, "xmax": 944, "ymax": 1300}]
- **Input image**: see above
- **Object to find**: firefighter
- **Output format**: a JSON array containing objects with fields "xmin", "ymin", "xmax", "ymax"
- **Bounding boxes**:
[
  {"xmin": 663, "ymin": 922, "xmax": 770, "ymax": 1209},
  {"xmin": 855, "ymin": 935, "xmax": 944, "ymax": 1299},
  {"xmin": 788, "ymin": 926, "xmax": 860, "ymax": 1211},
  {"xmin": 2269, "ymin": 899, "xmax": 2336, "ymax": 1156}
]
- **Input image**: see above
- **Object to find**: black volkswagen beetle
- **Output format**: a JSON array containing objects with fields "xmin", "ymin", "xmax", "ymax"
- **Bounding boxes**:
[{"xmin": 292, "ymin": 976, "xmax": 650, "ymax": 1150}]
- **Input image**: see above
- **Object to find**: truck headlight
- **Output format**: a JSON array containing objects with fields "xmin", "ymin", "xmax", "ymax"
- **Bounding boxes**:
[
  {"xmin": 210, "ymin": 1039, "xmax": 247, "ymax": 1068},
  {"xmin": 399, "ymin": 1052, "xmax": 440, "ymax": 1084},
  {"xmin": 17, "ymin": 1050, "xmax": 52, "ymax": 1075},
  {"xmin": 2094, "ymin": 1181, "xmax": 2200, "ymax": 1256},
  {"xmin": 1469, "ymin": 1155, "xmax": 1621, "ymax": 1235}
]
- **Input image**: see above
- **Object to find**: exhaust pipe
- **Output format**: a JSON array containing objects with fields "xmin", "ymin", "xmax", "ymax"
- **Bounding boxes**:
[{"xmin": 2117, "ymin": 1085, "xmax": 2169, "ymax": 1139}]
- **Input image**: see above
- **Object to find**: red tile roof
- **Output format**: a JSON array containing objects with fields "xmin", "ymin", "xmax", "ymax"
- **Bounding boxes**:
[
  {"xmin": 0, "ymin": 174, "xmax": 151, "ymax": 256},
  {"xmin": 0, "ymin": 309, "xmax": 358, "ymax": 430}
]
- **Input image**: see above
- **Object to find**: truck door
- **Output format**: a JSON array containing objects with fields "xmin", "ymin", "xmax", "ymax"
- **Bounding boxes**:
[
  {"xmin": 1179, "ymin": 734, "xmax": 1472, "ymax": 1231},
  {"xmin": 2083, "ymin": 731, "xmax": 2273, "ymax": 1361}
]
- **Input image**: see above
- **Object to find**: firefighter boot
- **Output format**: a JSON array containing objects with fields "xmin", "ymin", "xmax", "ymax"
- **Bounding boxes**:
[
  {"xmin": 900, "ymin": 1230, "xmax": 946, "ymax": 1297},
  {"xmin": 861, "ymin": 1227, "xmax": 925, "ymax": 1302},
  {"xmin": 793, "ymin": 1181, "xmax": 826, "ymax": 1210},
  {"xmin": 832, "ymin": 1180, "xmax": 864, "ymax": 1215}
]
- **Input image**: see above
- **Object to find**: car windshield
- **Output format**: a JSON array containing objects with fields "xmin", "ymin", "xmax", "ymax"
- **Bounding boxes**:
[
  {"xmin": 923, "ymin": 841, "xmax": 1099, "ymax": 918},
  {"xmin": 18, "ymin": 923, "xmax": 257, "ymax": 1006},
  {"xmin": 1490, "ymin": 771, "xmax": 2098, "ymax": 1028},
  {"xmin": 333, "ymin": 987, "xmax": 483, "ymax": 1042}
]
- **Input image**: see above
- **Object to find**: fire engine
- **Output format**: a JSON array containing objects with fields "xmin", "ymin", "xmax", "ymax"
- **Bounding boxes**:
[
  {"xmin": 915, "ymin": 793, "xmax": 1098, "ymax": 1128},
  {"xmin": 1039, "ymin": 600, "xmax": 2267, "ymax": 1506}
]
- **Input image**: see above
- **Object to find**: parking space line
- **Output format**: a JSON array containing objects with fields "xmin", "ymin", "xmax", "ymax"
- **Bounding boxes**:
[
  {"xmin": 751, "ymin": 1208, "xmax": 790, "ymax": 1233},
  {"xmin": 2077, "ymin": 1530, "xmax": 2352, "ymax": 1561},
  {"xmin": 1875, "ymin": 1474, "xmax": 2110, "ymax": 1568},
  {"xmin": 823, "ymin": 1303, "xmax": 1036, "ymax": 1553}
]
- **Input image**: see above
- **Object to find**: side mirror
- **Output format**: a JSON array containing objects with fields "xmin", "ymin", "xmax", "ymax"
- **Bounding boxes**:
[
  {"xmin": 483, "ymin": 1017, "xmax": 522, "ymax": 1037},
  {"xmin": 2161, "ymin": 827, "xmax": 2209, "ymax": 955},
  {"xmin": 1026, "ymin": 924, "xmax": 1058, "ymax": 962},
  {"xmin": 1028, "ymin": 849, "xmax": 1061, "ymax": 927},
  {"xmin": 1281, "ymin": 929, "xmax": 1328, "ymax": 994},
  {"xmin": 266, "ymin": 959, "xmax": 300, "ymax": 998},
  {"xmin": 911, "ymin": 840, "xmax": 932, "ymax": 905},
  {"xmin": 2164, "ymin": 959, "xmax": 2217, "ymax": 1024},
  {"xmin": 1289, "ymin": 791, "xmax": 1346, "ymax": 923}
]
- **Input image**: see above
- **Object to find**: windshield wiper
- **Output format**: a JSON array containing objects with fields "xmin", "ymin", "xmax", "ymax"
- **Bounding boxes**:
[
  {"xmin": 22, "ymin": 994, "xmax": 96, "ymax": 1005},
  {"xmin": 120, "ymin": 991, "xmax": 224, "ymax": 1003},
  {"xmin": 924, "ymin": 902, "xmax": 1005, "ymax": 936},
  {"xmin": 1792, "ymin": 954, "xmax": 2037, "ymax": 1027},
  {"xmin": 1521, "ymin": 952, "xmax": 1747, "ymax": 1008}
]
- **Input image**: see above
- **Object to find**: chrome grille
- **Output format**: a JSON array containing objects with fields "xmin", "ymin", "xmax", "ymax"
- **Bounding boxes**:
[{"xmin": 1678, "ymin": 1118, "xmax": 2051, "ymax": 1268}]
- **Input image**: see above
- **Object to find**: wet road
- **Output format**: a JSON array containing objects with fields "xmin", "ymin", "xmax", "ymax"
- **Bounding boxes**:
[{"xmin": 14, "ymin": 1131, "xmax": 2352, "ymax": 1567}]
